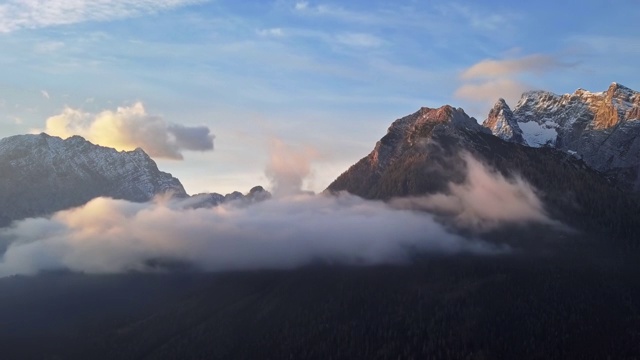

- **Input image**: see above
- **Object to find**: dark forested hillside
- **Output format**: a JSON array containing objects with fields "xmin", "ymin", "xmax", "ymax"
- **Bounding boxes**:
[{"xmin": 1, "ymin": 248, "xmax": 640, "ymax": 360}]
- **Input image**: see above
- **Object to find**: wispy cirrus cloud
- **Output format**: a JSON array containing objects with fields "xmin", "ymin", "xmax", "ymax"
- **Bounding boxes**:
[
  {"xmin": 438, "ymin": 3, "xmax": 515, "ymax": 31},
  {"xmin": 0, "ymin": 0, "xmax": 207, "ymax": 33},
  {"xmin": 255, "ymin": 26, "xmax": 383, "ymax": 50},
  {"xmin": 568, "ymin": 35, "xmax": 640, "ymax": 55},
  {"xmin": 257, "ymin": 27, "xmax": 285, "ymax": 37},
  {"xmin": 292, "ymin": 1, "xmax": 386, "ymax": 24},
  {"xmin": 33, "ymin": 40, "xmax": 65, "ymax": 53},
  {"xmin": 335, "ymin": 33, "xmax": 383, "ymax": 48}
]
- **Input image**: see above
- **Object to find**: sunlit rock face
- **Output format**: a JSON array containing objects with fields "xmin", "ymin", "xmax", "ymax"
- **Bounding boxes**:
[
  {"xmin": 483, "ymin": 98, "xmax": 526, "ymax": 145},
  {"xmin": 327, "ymin": 102, "xmax": 640, "ymax": 244},
  {"xmin": 0, "ymin": 133, "xmax": 186, "ymax": 225},
  {"xmin": 484, "ymin": 83, "xmax": 640, "ymax": 191},
  {"xmin": 327, "ymin": 105, "xmax": 491, "ymax": 199},
  {"xmin": 326, "ymin": 103, "xmax": 605, "ymax": 203}
]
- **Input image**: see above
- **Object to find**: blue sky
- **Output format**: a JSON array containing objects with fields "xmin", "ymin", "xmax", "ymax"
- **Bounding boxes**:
[{"xmin": 0, "ymin": 0, "xmax": 638, "ymax": 194}]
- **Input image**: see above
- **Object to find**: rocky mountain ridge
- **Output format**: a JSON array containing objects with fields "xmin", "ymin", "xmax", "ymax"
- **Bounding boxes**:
[
  {"xmin": 0, "ymin": 133, "xmax": 272, "ymax": 226},
  {"xmin": 0, "ymin": 133, "xmax": 187, "ymax": 225},
  {"xmin": 484, "ymin": 82, "xmax": 640, "ymax": 190},
  {"xmin": 328, "ymin": 105, "xmax": 488, "ymax": 199},
  {"xmin": 187, "ymin": 186, "xmax": 271, "ymax": 209}
]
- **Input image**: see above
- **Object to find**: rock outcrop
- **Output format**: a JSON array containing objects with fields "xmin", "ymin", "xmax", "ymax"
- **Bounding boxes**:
[{"xmin": 482, "ymin": 98, "xmax": 526, "ymax": 145}]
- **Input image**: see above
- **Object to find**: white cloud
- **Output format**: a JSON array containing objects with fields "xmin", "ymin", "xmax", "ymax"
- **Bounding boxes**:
[
  {"xmin": 391, "ymin": 153, "xmax": 555, "ymax": 231},
  {"xmin": 0, "ymin": 192, "xmax": 503, "ymax": 277},
  {"xmin": 40, "ymin": 90, "xmax": 50, "ymax": 100},
  {"xmin": 455, "ymin": 54, "xmax": 568, "ymax": 109},
  {"xmin": 455, "ymin": 78, "xmax": 529, "ymax": 106},
  {"xmin": 257, "ymin": 28, "xmax": 284, "ymax": 37},
  {"xmin": 44, "ymin": 102, "xmax": 214, "ymax": 160},
  {"xmin": 440, "ymin": 3, "xmax": 512, "ymax": 31},
  {"xmin": 460, "ymin": 54, "xmax": 564, "ymax": 80},
  {"xmin": 0, "ymin": 0, "xmax": 207, "ymax": 32},
  {"xmin": 292, "ymin": 2, "xmax": 380, "ymax": 24},
  {"xmin": 34, "ymin": 41, "xmax": 65, "ymax": 53}
]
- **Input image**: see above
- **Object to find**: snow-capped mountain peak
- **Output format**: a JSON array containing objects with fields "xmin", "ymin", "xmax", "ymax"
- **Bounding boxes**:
[{"xmin": 482, "ymin": 82, "xmax": 640, "ymax": 191}]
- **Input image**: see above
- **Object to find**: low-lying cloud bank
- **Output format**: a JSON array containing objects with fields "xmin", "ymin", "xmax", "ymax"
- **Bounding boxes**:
[
  {"xmin": 44, "ymin": 102, "xmax": 214, "ymax": 160},
  {"xmin": 0, "ymin": 152, "xmax": 557, "ymax": 277},
  {"xmin": 0, "ymin": 193, "xmax": 503, "ymax": 277}
]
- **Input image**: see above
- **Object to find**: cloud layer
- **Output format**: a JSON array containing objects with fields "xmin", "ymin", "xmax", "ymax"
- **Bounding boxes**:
[
  {"xmin": 44, "ymin": 102, "xmax": 214, "ymax": 160},
  {"xmin": 0, "ymin": 0, "xmax": 205, "ymax": 32},
  {"xmin": 0, "ymin": 193, "xmax": 502, "ymax": 277},
  {"xmin": 0, "ymin": 152, "xmax": 558, "ymax": 278}
]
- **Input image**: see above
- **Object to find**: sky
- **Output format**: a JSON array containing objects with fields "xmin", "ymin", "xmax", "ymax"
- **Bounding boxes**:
[{"xmin": 0, "ymin": 0, "xmax": 638, "ymax": 195}]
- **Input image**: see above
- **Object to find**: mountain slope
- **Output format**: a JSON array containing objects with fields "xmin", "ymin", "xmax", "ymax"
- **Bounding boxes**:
[
  {"xmin": 327, "ymin": 106, "xmax": 488, "ymax": 199},
  {"xmin": 328, "ymin": 105, "xmax": 640, "ymax": 246},
  {"xmin": 0, "ymin": 133, "xmax": 187, "ymax": 225}
]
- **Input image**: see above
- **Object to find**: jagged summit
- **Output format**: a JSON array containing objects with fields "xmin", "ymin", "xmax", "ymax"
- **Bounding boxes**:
[
  {"xmin": 186, "ymin": 185, "xmax": 272, "ymax": 209},
  {"xmin": 327, "ymin": 105, "xmax": 493, "ymax": 199},
  {"xmin": 371, "ymin": 105, "xmax": 486, "ymax": 170},
  {"xmin": 609, "ymin": 82, "xmax": 634, "ymax": 92},
  {"xmin": 483, "ymin": 98, "xmax": 526, "ymax": 145},
  {"xmin": 410, "ymin": 105, "xmax": 484, "ymax": 129},
  {"xmin": 0, "ymin": 133, "xmax": 187, "ymax": 225},
  {"xmin": 482, "ymin": 82, "xmax": 640, "ymax": 190}
]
